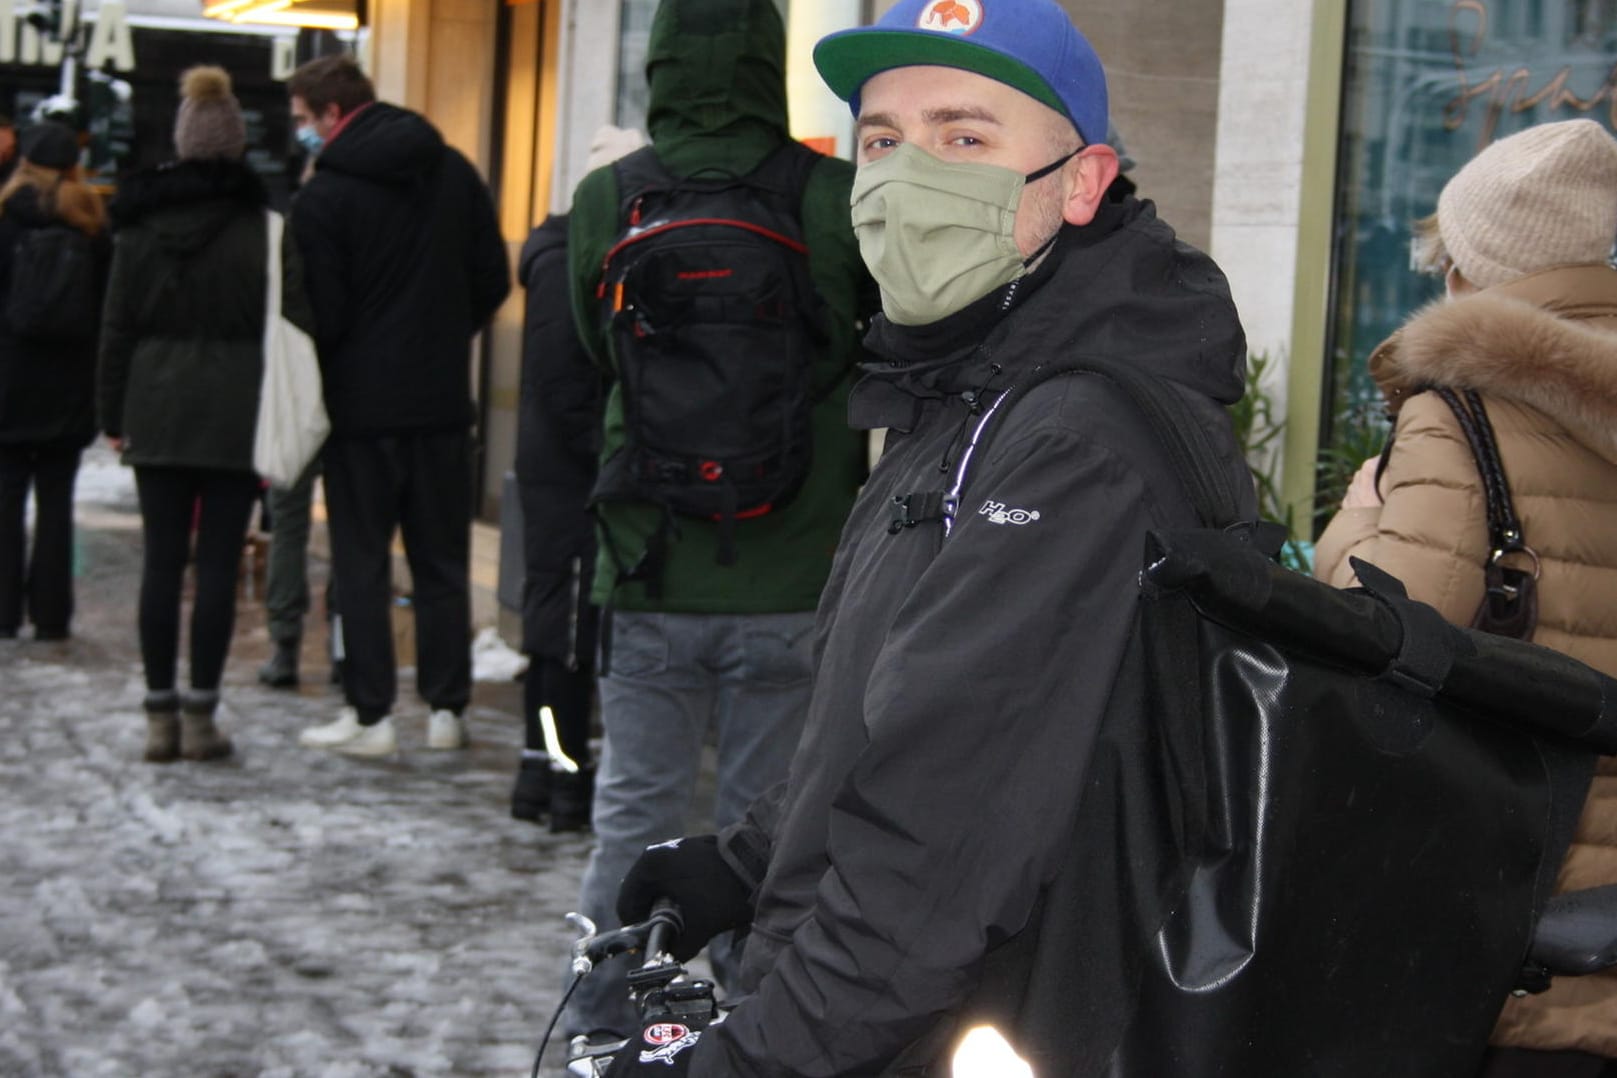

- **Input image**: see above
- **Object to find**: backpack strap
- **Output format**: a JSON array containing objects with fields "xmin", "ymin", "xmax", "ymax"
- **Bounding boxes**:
[
  {"xmin": 743, "ymin": 140, "xmax": 823, "ymax": 209},
  {"xmin": 609, "ymin": 142, "xmax": 820, "ymax": 223},
  {"xmin": 942, "ymin": 357, "xmax": 1250, "ymax": 533},
  {"xmin": 609, "ymin": 145, "xmax": 677, "ymax": 222}
]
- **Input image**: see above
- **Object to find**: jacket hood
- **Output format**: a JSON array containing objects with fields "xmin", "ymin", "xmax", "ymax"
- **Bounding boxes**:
[
  {"xmin": 858, "ymin": 198, "xmax": 1248, "ymax": 423},
  {"xmin": 316, "ymin": 103, "xmax": 445, "ymax": 187},
  {"xmin": 643, "ymin": 0, "xmax": 789, "ymax": 166},
  {"xmin": 1376, "ymin": 263, "xmax": 1617, "ymax": 465},
  {"xmin": 518, "ymin": 212, "xmax": 568, "ymax": 290},
  {"xmin": 109, "ymin": 157, "xmax": 267, "ymax": 255}
]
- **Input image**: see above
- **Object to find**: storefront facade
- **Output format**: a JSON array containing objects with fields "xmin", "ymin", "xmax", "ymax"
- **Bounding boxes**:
[{"xmin": 7, "ymin": 0, "xmax": 1610, "ymax": 536}]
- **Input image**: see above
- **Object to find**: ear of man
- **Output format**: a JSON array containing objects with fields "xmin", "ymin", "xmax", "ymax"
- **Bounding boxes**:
[{"xmin": 1060, "ymin": 145, "xmax": 1120, "ymax": 227}]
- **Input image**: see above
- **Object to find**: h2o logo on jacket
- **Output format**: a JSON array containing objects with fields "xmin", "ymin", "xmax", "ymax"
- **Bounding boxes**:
[{"xmin": 917, "ymin": 0, "xmax": 984, "ymax": 35}]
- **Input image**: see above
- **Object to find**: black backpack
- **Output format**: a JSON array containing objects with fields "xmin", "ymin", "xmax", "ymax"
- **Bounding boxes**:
[
  {"xmin": 6, "ymin": 223, "xmax": 98, "ymax": 341},
  {"xmin": 590, "ymin": 143, "xmax": 826, "ymax": 573}
]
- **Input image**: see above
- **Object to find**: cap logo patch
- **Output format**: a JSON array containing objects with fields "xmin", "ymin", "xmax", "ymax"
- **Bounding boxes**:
[{"xmin": 917, "ymin": 0, "xmax": 983, "ymax": 35}]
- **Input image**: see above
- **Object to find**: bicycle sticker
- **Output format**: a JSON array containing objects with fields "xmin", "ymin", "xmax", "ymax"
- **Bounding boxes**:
[{"xmin": 639, "ymin": 1022, "xmax": 700, "ymax": 1065}]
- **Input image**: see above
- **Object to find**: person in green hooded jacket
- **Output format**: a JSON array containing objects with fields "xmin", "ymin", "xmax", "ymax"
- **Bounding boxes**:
[{"xmin": 561, "ymin": 0, "xmax": 874, "ymax": 1049}]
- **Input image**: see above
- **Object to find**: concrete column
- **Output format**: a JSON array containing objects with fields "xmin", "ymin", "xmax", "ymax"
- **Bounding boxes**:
[
  {"xmin": 1056, "ymin": 0, "xmax": 1225, "ymax": 253},
  {"xmin": 1208, "ymin": 0, "xmax": 1317, "ymax": 362}
]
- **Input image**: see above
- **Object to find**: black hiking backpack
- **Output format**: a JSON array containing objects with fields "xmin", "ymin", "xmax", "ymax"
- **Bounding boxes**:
[
  {"xmin": 6, "ymin": 223, "xmax": 98, "ymax": 341},
  {"xmin": 590, "ymin": 143, "xmax": 827, "ymax": 571}
]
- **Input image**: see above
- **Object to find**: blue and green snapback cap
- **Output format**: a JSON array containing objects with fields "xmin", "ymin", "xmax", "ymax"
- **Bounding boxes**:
[{"xmin": 813, "ymin": 0, "xmax": 1109, "ymax": 146}]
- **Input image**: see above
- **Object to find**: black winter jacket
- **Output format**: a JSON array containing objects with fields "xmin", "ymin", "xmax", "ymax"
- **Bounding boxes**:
[
  {"xmin": 290, "ymin": 103, "xmax": 509, "ymax": 437},
  {"xmin": 698, "ymin": 199, "xmax": 1257, "ymax": 1077},
  {"xmin": 515, "ymin": 212, "xmax": 600, "ymax": 656},
  {"xmin": 516, "ymin": 212, "xmax": 599, "ymax": 497},
  {"xmin": 99, "ymin": 159, "xmax": 312, "ymax": 472},
  {"xmin": 0, "ymin": 186, "xmax": 108, "ymax": 447}
]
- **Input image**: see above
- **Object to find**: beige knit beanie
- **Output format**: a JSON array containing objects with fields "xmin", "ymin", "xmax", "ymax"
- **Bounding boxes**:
[
  {"xmin": 584, "ymin": 124, "xmax": 647, "ymax": 174},
  {"xmin": 1437, "ymin": 119, "xmax": 1617, "ymax": 290},
  {"xmin": 174, "ymin": 65, "xmax": 247, "ymax": 161}
]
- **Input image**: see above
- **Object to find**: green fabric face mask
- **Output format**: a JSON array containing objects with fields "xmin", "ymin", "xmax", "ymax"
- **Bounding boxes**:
[{"xmin": 850, "ymin": 143, "xmax": 1069, "ymax": 326}]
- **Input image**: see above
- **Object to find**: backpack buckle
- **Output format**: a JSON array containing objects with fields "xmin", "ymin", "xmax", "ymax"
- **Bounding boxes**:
[{"xmin": 888, "ymin": 491, "xmax": 951, "ymax": 535}]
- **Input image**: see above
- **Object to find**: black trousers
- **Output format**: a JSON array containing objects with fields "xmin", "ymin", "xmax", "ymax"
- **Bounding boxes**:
[
  {"xmin": 0, "ymin": 443, "xmax": 80, "ymax": 636},
  {"xmin": 134, "ymin": 466, "xmax": 260, "ymax": 693},
  {"xmin": 522, "ymin": 655, "xmax": 594, "ymax": 766},
  {"xmin": 323, "ymin": 430, "xmax": 472, "ymax": 721}
]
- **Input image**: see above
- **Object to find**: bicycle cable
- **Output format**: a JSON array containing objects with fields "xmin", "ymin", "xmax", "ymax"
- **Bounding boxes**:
[{"xmin": 532, "ymin": 972, "xmax": 586, "ymax": 1078}]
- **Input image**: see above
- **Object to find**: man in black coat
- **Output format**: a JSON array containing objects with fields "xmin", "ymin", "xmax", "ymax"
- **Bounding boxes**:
[
  {"xmin": 288, "ymin": 55, "xmax": 510, "ymax": 757},
  {"xmin": 600, "ymin": 1, "xmax": 1255, "ymax": 1075},
  {"xmin": 508, "ymin": 123, "xmax": 644, "ymax": 832}
]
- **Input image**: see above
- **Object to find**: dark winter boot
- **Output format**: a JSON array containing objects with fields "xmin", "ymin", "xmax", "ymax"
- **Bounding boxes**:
[
  {"xmin": 548, "ymin": 766, "xmax": 595, "ymax": 834},
  {"xmin": 143, "ymin": 690, "xmax": 181, "ymax": 763},
  {"xmin": 179, "ymin": 690, "xmax": 234, "ymax": 761},
  {"xmin": 510, "ymin": 755, "xmax": 551, "ymax": 823},
  {"xmin": 257, "ymin": 640, "xmax": 299, "ymax": 688}
]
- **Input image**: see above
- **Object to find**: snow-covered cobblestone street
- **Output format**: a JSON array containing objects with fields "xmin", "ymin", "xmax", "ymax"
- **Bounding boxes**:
[{"xmin": 0, "ymin": 449, "xmax": 588, "ymax": 1077}]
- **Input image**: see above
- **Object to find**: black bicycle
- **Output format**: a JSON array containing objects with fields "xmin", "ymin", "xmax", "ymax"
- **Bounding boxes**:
[
  {"xmin": 529, "ymin": 899, "xmax": 718, "ymax": 1078},
  {"xmin": 532, "ymin": 885, "xmax": 1617, "ymax": 1077}
]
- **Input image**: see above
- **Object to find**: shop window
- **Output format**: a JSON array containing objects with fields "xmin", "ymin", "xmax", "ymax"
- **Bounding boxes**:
[{"xmin": 1321, "ymin": 0, "xmax": 1617, "ymax": 523}]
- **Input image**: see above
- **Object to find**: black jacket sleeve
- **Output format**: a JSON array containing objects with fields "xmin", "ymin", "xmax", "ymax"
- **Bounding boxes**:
[
  {"xmin": 717, "ymin": 780, "xmax": 788, "ymax": 896},
  {"xmin": 279, "ymin": 217, "xmax": 316, "ymax": 338},
  {"xmin": 517, "ymin": 239, "xmax": 599, "ymax": 482},
  {"xmin": 287, "ymin": 182, "xmax": 352, "ymax": 360},
  {"xmin": 96, "ymin": 231, "xmax": 137, "ymax": 437},
  {"xmin": 695, "ymin": 414, "xmax": 1176, "ymax": 1077},
  {"xmin": 456, "ymin": 151, "xmax": 510, "ymax": 327}
]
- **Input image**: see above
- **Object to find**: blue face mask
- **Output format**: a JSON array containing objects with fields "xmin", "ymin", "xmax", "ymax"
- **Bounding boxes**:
[{"xmin": 295, "ymin": 125, "xmax": 324, "ymax": 157}]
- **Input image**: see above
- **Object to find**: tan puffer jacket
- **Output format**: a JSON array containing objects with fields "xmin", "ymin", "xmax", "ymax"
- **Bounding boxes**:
[{"xmin": 1315, "ymin": 263, "xmax": 1617, "ymax": 1058}]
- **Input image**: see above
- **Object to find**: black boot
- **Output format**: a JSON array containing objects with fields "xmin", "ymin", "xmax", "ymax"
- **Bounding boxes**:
[
  {"xmin": 257, "ymin": 640, "xmax": 299, "ymax": 688},
  {"xmin": 548, "ymin": 766, "xmax": 594, "ymax": 834},
  {"xmin": 510, "ymin": 755, "xmax": 551, "ymax": 823}
]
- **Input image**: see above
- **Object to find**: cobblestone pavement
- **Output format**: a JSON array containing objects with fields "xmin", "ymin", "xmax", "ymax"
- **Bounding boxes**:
[{"xmin": 0, "ymin": 449, "xmax": 592, "ymax": 1077}]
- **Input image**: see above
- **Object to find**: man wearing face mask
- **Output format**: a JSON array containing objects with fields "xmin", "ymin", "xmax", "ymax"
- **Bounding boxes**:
[
  {"xmin": 604, "ymin": 1, "xmax": 1255, "ymax": 1075},
  {"xmin": 286, "ymin": 56, "xmax": 510, "ymax": 755}
]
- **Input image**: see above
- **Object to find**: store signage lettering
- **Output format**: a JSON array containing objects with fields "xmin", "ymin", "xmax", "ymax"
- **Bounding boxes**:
[
  {"xmin": 1445, "ymin": 0, "xmax": 1617, "ymax": 145},
  {"xmin": 0, "ymin": 0, "xmax": 136, "ymax": 72}
]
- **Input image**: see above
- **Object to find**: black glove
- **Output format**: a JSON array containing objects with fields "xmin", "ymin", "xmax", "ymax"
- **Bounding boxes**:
[
  {"xmin": 616, "ymin": 834, "xmax": 752, "ymax": 962},
  {"xmin": 608, "ymin": 1020, "xmax": 701, "ymax": 1075}
]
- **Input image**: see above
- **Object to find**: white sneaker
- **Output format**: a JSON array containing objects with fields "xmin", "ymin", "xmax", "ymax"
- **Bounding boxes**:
[
  {"xmin": 299, "ymin": 707, "xmax": 397, "ymax": 756},
  {"xmin": 427, "ymin": 709, "xmax": 467, "ymax": 750}
]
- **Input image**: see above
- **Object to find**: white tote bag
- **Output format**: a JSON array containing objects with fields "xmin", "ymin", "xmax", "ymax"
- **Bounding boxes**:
[{"xmin": 252, "ymin": 210, "xmax": 329, "ymax": 488}]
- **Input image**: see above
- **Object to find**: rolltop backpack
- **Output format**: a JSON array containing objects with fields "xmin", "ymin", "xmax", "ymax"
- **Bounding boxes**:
[
  {"xmin": 589, "ymin": 143, "xmax": 827, "ymax": 579},
  {"xmin": 890, "ymin": 357, "xmax": 1617, "ymax": 1077}
]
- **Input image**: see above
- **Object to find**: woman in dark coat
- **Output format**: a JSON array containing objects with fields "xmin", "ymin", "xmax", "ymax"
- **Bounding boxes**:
[
  {"xmin": 0, "ymin": 121, "xmax": 108, "ymax": 641},
  {"xmin": 100, "ymin": 66, "xmax": 313, "ymax": 762}
]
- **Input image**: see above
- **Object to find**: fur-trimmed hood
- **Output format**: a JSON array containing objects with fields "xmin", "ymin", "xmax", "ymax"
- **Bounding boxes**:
[{"xmin": 1371, "ymin": 264, "xmax": 1617, "ymax": 465}]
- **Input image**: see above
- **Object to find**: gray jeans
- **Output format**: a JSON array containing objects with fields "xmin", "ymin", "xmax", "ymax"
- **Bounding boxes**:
[
  {"xmin": 564, "ymin": 609, "xmax": 814, "ymax": 1039},
  {"xmin": 263, "ymin": 462, "xmax": 317, "ymax": 646}
]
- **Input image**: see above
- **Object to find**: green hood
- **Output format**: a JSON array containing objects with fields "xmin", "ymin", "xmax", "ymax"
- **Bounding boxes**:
[{"xmin": 645, "ymin": 0, "xmax": 789, "ymax": 175}]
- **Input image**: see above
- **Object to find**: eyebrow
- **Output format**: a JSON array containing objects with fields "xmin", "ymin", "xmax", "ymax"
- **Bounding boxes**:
[{"xmin": 856, "ymin": 105, "xmax": 1003, "ymax": 130}]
